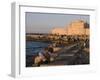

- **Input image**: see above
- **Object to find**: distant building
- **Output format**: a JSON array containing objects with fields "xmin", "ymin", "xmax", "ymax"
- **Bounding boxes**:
[
  {"xmin": 51, "ymin": 20, "xmax": 89, "ymax": 36},
  {"xmin": 51, "ymin": 27, "xmax": 67, "ymax": 35}
]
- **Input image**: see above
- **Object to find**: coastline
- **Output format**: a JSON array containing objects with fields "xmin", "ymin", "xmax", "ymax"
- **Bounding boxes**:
[{"xmin": 26, "ymin": 41, "xmax": 89, "ymax": 67}]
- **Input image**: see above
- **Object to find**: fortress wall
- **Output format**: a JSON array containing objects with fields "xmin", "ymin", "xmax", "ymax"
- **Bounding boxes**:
[{"xmin": 51, "ymin": 20, "xmax": 89, "ymax": 36}]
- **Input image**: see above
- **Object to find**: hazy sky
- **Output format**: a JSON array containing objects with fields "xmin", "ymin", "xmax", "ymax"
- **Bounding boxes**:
[{"xmin": 26, "ymin": 12, "xmax": 89, "ymax": 33}]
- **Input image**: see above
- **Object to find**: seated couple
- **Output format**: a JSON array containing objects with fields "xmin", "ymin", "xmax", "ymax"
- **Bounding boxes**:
[{"xmin": 34, "ymin": 45, "xmax": 56, "ymax": 66}]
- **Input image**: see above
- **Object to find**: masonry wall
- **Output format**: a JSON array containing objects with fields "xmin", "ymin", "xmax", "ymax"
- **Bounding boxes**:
[{"xmin": 51, "ymin": 20, "xmax": 89, "ymax": 36}]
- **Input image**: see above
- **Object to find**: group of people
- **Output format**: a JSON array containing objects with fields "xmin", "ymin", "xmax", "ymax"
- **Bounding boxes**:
[{"xmin": 34, "ymin": 45, "xmax": 57, "ymax": 66}]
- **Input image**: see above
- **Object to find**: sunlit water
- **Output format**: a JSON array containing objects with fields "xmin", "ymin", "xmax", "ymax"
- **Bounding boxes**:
[{"xmin": 26, "ymin": 41, "xmax": 51, "ymax": 55}]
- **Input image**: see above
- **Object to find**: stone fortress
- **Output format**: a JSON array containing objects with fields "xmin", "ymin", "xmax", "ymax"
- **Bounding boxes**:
[{"xmin": 51, "ymin": 20, "xmax": 89, "ymax": 36}]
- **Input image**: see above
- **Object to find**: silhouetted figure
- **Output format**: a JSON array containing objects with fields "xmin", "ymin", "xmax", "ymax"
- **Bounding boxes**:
[{"xmin": 48, "ymin": 45, "xmax": 54, "ymax": 53}]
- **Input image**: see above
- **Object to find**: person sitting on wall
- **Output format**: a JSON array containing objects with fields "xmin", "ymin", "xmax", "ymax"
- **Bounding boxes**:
[
  {"xmin": 34, "ymin": 48, "xmax": 51, "ymax": 66},
  {"xmin": 48, "ymin": 44, "xmax": 54, "ymax": 53},
  {"xmin": 47, "ymin": 44, "xmax": 58, "ymax": 62}
]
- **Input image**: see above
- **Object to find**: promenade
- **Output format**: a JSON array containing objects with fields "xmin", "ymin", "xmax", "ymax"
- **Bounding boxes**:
[{"xmin": 31, "ymin": 41, "xmax": 89, "ymax": 67}]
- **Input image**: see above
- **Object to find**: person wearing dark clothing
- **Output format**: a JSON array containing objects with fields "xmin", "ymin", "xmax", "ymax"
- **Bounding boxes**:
[{"xmin": 48, "ymin": 45, "xmax": 54, "ymax": 53}]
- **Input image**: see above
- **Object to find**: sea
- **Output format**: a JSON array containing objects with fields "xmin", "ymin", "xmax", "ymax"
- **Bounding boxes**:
[{"xmin": 26, "ymin": 41, "xmax": 51, "ymax": 55}]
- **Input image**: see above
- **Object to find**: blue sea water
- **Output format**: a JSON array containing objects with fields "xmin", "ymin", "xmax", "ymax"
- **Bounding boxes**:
[{"xmin": 26, "ymin": 41, "xmax": 51, "ymax": 55}]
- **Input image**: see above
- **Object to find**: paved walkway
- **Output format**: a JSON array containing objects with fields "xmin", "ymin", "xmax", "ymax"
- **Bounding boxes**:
[{"xmin": 40, "ymin": 42, "xmax": 89, "ymax": 66}]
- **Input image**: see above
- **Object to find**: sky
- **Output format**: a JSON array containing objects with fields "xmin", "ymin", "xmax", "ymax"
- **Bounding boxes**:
[{"xmin": 26, "ymin": 12, "xmax": 89, "ymax": 33}]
